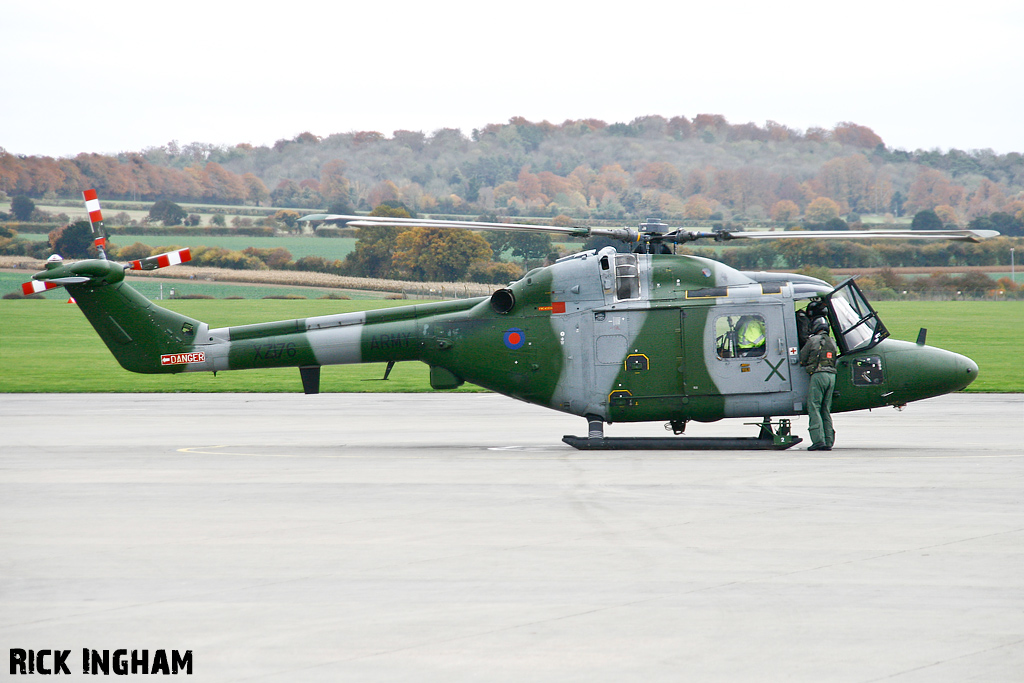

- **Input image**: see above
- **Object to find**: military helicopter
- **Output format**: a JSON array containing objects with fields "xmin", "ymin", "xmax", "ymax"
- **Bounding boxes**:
[{"xmin": 22, "ymin": 191, "xmax": 996, "ymax": 449}]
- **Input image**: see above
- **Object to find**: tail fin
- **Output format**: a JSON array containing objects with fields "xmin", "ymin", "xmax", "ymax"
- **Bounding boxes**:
[
  {"xmin": 20, "ymin": 188, "xmax": 207, "ymax": 373},
  {"xmin": 67, "ymin": 276, "xmax": 205, "ymax": 374},
  {"xmin": 22, "ymin": 189, "xmax": 205, "ymax": 374},
  {"xmin": 23, "ymin": 256, "xmax": 205, "ymax": 374}
]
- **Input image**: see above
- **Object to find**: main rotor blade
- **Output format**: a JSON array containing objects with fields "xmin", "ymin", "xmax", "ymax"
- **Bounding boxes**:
[
  {"xmin": 723, "ymin": 229, "xmax": 1000, "ymax": 243},
  {"xmin": 300, "ymin": 213, "xmax": 638, "ymax": 242},
  {"xmin": 301, "ymin": 213, "xmax": 998, "ymax": 245}
]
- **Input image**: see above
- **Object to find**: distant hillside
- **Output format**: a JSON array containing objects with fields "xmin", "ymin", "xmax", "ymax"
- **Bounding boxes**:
[{"xmin": 2, "ymin": 115, "xmax": 1022, "ymax": 227}]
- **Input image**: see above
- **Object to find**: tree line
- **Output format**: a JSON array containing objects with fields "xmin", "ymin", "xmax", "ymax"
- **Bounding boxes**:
[
  {"xmin": 3, "ymin": 115, "xmax": 1024, "ymax": 230},
  {"xmin": 4, "ymin": 207, "xmax": 1019, "ymax": 294}
]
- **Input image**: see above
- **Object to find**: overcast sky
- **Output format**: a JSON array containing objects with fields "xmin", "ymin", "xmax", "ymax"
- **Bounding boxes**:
[{"xmin": 4, "ymin": 0, "xmax": 1023, "ymax": 158}]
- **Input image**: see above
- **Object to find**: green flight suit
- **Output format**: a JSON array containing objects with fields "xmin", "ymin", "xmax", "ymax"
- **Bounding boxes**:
[{"xmin": 800, "ymin": 331, "xmax": 838, "ymax": 448}]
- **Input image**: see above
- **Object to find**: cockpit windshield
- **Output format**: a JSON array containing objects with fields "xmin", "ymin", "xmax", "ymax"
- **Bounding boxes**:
[{"xmin": 825, "ymin": 278, "xmax": 889, "ymax": 354}]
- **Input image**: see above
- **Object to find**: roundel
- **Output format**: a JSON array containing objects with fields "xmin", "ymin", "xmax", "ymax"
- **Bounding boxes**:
[{"xmin": 503, "ymin": 328, "xmax": 525, "ymax": 350}]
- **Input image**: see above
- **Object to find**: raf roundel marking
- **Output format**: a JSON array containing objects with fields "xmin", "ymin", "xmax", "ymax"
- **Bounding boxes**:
[{"xmin": 503, "ymin": 328, "xmax": 525, "ymax": 350}]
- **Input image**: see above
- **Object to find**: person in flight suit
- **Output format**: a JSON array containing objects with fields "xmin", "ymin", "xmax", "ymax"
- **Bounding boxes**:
[
  {"xmin": 799, "ymin": 317, "xmax": 838, "ymax": 451},
  {"xmin": 735, "ymin": 315, "xmax": 766, "ymax": 357}
]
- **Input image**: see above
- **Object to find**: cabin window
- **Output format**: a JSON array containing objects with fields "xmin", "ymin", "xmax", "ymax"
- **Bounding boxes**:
[
  {"xmin": 851, "ymin": 356, "xmax": 884, "ymax": 386},
  {"xmin": 715, "ymin": 314, "xmax": 767, "ymax": 359},
  {"xmin": 614, "ymin": 254, "xmax": 640, "ymax": 300}
]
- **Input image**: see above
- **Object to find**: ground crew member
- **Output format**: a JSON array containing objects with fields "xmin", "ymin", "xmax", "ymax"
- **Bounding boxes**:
[
  {"xmin": 736, "ymin": 316, "xmax": 766, "ymax": 357},
  {"xmin": 800, "ymin": 317, "xmax": 838, "ymax": 450}
]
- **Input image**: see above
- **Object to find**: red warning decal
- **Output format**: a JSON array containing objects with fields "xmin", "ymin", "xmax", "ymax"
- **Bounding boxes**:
[{"xmin": 160, "ymin": 352, "xmax": 206, "ymax": 366}]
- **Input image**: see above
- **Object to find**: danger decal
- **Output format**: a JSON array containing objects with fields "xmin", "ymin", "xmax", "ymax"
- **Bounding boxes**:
[{"xmin": 160, "ymin": 352, "xmax": 206, "ymax": 366}]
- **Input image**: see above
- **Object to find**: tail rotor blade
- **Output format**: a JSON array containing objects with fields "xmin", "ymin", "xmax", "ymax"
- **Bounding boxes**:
[
  {"xmin": 82, "ymin": 189, "xmax": 109, "ymax": 259},
  {"xmin": 128, "ymin": 248, "xmax": 192, "ymax": 271},
  {"xmin": 22, "ymin": 280, "xmax": 61, "ymax": 295}
]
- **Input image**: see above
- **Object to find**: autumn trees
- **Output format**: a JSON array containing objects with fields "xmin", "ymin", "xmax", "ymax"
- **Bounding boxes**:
[
  {"xmin": 392, "ymin": 228, "xmax": 492, "ymax": 282},
  {"xmin": 335, "ymin": 204, "xmax": 519, "ymax": 283},
  {"xmin": 1, "ymin": 153, "xmax": 251, "ymax": 205},
  {"xmin": 770, "ymin": 200, "xmax": 800, "ymax": 222},
  {"xmin": 3, "ymin": 116, "xmax": 1023, "ymax": 237},
  {"xmin": 804, "ymin": 197, "xmax": 842, "ymax": 223}
]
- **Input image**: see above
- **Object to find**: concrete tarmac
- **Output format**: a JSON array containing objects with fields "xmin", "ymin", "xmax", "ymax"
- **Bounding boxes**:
[{"xmin": 2, "ymin": 393, "xmax": 1022, "ymax": 682}]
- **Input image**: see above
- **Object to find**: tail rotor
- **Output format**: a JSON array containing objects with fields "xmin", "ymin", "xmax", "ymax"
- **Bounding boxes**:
[
  {"xmin": 83, "ymin": 188, "xmax": 109, "ymax": 260},
  {"xmin": 22, "ymin": 279, "xmax": 61, "ymax": 295},
  {"xmin": 20, "ymin": 190, "xmax": 193, "ymax": 296},
  {"xmin": 127, "ymin": 248, "xmax": 192, "ymax": 271}
]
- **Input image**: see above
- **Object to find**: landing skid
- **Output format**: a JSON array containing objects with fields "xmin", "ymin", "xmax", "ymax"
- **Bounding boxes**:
[{"xmin": 562, "ymin": 418, "xmax": 802, "ymax": 451}]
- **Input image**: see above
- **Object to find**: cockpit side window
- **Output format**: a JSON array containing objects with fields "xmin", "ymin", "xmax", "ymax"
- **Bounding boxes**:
[
  {"xmin": 851, "ymin": 356, "xmax": 884, "ymax": 386},
  {"xmin": 715, "ymin": 314, "xmax": 767, "ymax": 359},
  {"xmin": 825, "ymin": 279, "xmax": 889, "ymax": 354},
  {"xmin": 614, "ymin": 254, "xmax": 640, "ymax": 300}
]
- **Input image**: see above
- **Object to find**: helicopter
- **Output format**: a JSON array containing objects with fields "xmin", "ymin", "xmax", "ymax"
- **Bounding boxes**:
[{"xmin": 21, "ymin": 190, "xmax": 997, "ymax": 450}]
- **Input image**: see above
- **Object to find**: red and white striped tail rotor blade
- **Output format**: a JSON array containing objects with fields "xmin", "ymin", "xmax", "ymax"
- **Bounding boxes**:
[
  {"xmin": 22, "ymin": 280, "xmax": 61, "ymax": 295},
  {"xmin": 128, "ymin": 247, "xmax": 192, "ymax": 271},
  {"xmin": 82, "ymin": 189, "xmax": 108, "ymax": 255},
  {"xmin": 83, "ymin": 189, "xmax": 103, "ymax": 223}
]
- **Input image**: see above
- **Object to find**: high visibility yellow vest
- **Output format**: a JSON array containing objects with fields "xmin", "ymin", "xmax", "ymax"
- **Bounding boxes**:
[{"xmin": 738, "ymin": 319, "xmax": 765, "ymax": 349}]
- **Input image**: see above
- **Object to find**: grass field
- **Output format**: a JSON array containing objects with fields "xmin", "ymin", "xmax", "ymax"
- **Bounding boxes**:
[
  {"xmin": 0, "ymin": 271, "xmax": 389, "ymax": 301},
  {"xmin": 10, "ymin": 201, "xmax": 280, "ymax": 229},
  {"xmin": 0, "ymin": 299, "xmax": 468, "ymax": 393},
  {"xmin": 15, "ymin": 233, "xmax": 359, "ymax": 262},
  {"xmin": 1, "ymin": 298, "xmax": 1020, "ymax": 394},
  {"xmin": 871, "ymin": 300, "xmax": 1022, "ymax": 392}
]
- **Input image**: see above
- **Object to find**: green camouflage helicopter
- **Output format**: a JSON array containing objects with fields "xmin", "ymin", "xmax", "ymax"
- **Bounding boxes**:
[{"xmin": 22, "ymin": 191, "xmax": 996, "ymax": 449}]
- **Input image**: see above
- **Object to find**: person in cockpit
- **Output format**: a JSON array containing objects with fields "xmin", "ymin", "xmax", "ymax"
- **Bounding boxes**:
[{"xmin": 736, "ymin": 315, "xmax": 766, "ymax": 357}]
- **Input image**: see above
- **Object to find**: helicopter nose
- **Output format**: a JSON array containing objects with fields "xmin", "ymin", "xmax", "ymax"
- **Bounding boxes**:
[
  {"xmin": 884, "ymin": 344, "xmax": 979, "ymax": 402},
  {"xmin": 958, "ymin": 354, "xmax": 979, "ymax": 390},
  {"xmin": 924, "ymin": 348, "xmax": 978, "ymax": 394}
]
